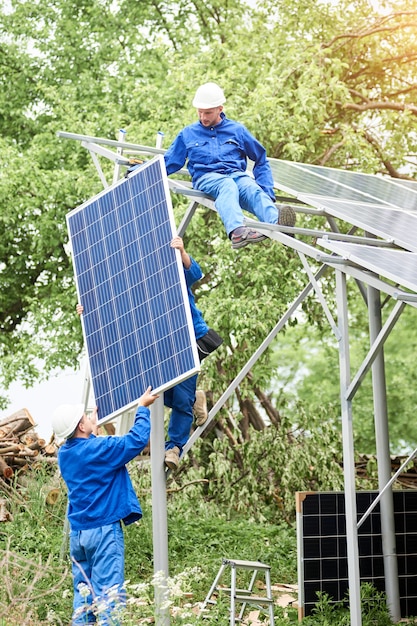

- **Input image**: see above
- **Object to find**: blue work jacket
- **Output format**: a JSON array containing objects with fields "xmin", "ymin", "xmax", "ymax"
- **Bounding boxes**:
[
  {"xmin": 164, "ymin": 112, "xmax": 275, "ymax": 200},
  {"xmin": 58, "ymin": 406, "xmax": 150, "ymax": 531},
  {"xmin": 185, "ymin": 257, "xmax": 209, "ymax": 340}
]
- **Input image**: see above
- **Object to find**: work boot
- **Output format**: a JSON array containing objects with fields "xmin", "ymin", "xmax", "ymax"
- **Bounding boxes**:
[
  {"xmin": 278, "ymin": 205, "xmax": 296, "ymax": 227},
  {"xmin": 165, "ymin": 446, "xmax": 180, "ymax": 470},
  {"xmin": 194, "ymin": 390, "xmax": 208, "ymax": 427},
  {"xmin": 230, "ymin": 226, "xmax": 267, "ymax": 249}
]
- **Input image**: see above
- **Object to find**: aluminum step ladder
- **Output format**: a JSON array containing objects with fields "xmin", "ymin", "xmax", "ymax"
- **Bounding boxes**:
[{"xmin": 201, "ymin": 558, "xmax": 275, "ymax": 625}]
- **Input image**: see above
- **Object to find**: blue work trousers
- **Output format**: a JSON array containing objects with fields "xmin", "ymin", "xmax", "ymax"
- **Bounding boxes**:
[
  {"xmin": 70, "ymin": 522, "xmax": 125, "ymax": 625},
  {"xmin": 195, "ymin": 171, "xmax": 278, "ymax": 236},
  {"xmin": 165, "ymin": 373, "xmax": 197, "ymax": 451}
]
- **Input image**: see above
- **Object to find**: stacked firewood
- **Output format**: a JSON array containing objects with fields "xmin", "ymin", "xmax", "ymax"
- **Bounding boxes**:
[{"xmin": 0, "ymin": 408, "xmax": 57, "ymax": 482}]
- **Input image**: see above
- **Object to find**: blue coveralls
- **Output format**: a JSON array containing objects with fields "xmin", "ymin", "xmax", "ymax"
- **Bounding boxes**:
[
  {"xmin": 165, "ymin": 256, "xmax": 209, "ymax": 452},
  {"xmin": 164, "ymin": 112, "xmax": 279, "ymax": 236},
  {"xmin": 57, "ymin": 406, "xmax": 150, "ymax": 625}
]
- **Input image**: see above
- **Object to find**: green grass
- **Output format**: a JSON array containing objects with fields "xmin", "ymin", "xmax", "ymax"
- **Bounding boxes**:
[{"xmin": 0, "ymin": 464, "xmax": 415, "ymax": 625}]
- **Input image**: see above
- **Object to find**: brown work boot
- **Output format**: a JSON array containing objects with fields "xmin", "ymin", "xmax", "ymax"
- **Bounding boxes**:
[
  {"xmin": 278, "ymin": 205, "xmax": 296, "ymax": 227},
  {"xmin": 194, "ymin": 390, "xmax": 208, "ymax": 427},
  {"xmin": 164, "ymin": 446, "xmax": 180, "ymax": 470}
]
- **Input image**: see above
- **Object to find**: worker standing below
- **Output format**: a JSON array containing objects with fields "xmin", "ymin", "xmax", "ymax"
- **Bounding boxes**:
[
  {"xmin": 164, "ymin": 236, "xmax": 222, "ymax": 470},
  {"xmin": 164, "ymin": 82, "xmax": 296, "ymax": 249},
  {"xmin": 52, "ymin": 386, "xmax": 158, "ymax": 625}
]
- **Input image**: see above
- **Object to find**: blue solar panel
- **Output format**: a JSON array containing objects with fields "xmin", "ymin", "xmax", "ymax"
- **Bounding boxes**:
[{"xmin": 66, "ymin": 155, "xmax": 200, "ymax": 423}]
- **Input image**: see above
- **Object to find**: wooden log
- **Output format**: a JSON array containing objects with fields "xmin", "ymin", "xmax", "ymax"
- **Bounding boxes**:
[
  {"xmin": 0, "ymin": 456, "xmax": 13, "ymax": 478},
  {"xmin": 43, "ymin": 443, "xmax": 58, "ymax": 456},
  {"xmin": 20, "ymin": 433, "xmax": 45, "ymax": 447},
  {"xmin": 20, "ymin": 433, "xmax": 36, "ymax": 446},
  {"xmin": 5, "ymin": 456, "xmax": 27, "ymax": 466},
  {"xmin": 45, "ymin": 488, "xmax": 61, "ymax": 505},
  {"xmin": 0, "ymin": 444, "xmax": 23, "ymax": 455},
  {"xmin": 0, "ymin": 498, "xmax": 12, "ymax": 522},
  {"xmin": 18, "ymin": 447, "xmax": 39, "ymax": 457},
  {"xmin": 26, "ymin": 439, "xmax": 46, "ymax": 451},
  {"xmin": 0, "ymin": 408, "xmax": 35, "ymax": 438},
  {"xmin": 0, "ymin": 437, "xmax": 19, "ymax": 447}
]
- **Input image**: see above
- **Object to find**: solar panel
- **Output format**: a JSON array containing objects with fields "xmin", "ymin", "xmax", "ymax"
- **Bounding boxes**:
[
  {"xmin": 297, "ymin": 490, "xmax": 417, "ymax": 619},
  {"xmin": 269, "ymin": 159, "xmax": 417, "ymax": 211},
  {"xmin": 66, "ymin": 155, "xmax": 200, "ymax": 423},
  {"xmin": 301, "ymin": 196, "xmax": 417, "ymax": 253},
  {"xmin": 317, "ymin": 241, "xmax": 417, "ymax": 293}
]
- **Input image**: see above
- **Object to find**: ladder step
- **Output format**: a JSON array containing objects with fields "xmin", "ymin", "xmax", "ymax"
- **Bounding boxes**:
[
  {"xmin": 234, "ymin": 595, "xmax": 274, "ymax": 605},
  {"xmin": 216, "ymin": 587, "xmax": 259, "ymax": 595},
  {"xmin": 223, "ymin": 559, "xmax": 271, "ymax": 570}
]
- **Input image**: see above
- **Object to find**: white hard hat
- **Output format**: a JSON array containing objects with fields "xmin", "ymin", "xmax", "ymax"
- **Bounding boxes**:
[
  {"xmin": 52, "ymin": 403, "xmax": 85, "ymax": 440},
  {"xmin": 192, "ymin": 82, "xmax": 226, "ymax": 109}
]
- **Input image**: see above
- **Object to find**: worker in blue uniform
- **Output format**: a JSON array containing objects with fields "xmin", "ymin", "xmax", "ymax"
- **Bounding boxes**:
[
  {"xmin": 164, "ymin": 236, "xmax": 222, "ymax": 470},
  {"xmin": 52, "ymin": 386, "xmax": 158, "ymax": 625},
  {"xmin": 164, "ymin": 82, "xmax": 296, "ymax": 249}
]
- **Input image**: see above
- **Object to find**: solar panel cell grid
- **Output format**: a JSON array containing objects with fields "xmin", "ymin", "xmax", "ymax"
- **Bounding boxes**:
[
  {"xmin": 298, "ymin": 491, "xmax": 417, "ymax": 618},
  {"xmin": 67, "ymin": 156, "xmax": 199, "ymax": 423}
]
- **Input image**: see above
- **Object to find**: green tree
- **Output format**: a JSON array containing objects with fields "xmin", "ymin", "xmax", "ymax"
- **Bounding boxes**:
[{"xmin": 1, "ymin": 0, "xmax": 416, "ymax": 462}]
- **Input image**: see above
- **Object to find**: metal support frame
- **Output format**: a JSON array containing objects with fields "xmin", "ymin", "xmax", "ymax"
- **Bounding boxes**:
[
  {"xmin": 183, "ymin": 263, "xmax": 329, "ymax": 455},
  {"xmin": 368, "ymin": 285, "xmax": 401, "ymax": 621},
  {"xmin": 57, "ymin": 130, "xmax": 417, "ymax": 624},
  {"xmin": 151, "ymin": 394, "xmax": 170, "ymax": 625},
  {"xmin": 336, "ymin": 270, "xmax": 362, "ymax": 626},
  {"xmin": 358, "ymin": 445, "xmax": 417, "ymax": 528}
]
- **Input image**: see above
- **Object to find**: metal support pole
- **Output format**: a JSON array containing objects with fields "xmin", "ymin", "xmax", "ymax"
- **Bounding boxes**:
[
  {"xmin": 368, "ymin": 285, "xmax": 401, "ymax": 621},
  {"xmin": 113, "ymin": 129, "xmax": 126, "ymax": 184},
  {"xmin": 156, "ymin": 131, "xmax": 164, "ymax": 149},
  {"xmin": 150, "ymin": 394, "xmax": 170, "ymax": 625},
  {"xmin": 336, "ymin": 270, "xmax": 362, "ymax": 626}
]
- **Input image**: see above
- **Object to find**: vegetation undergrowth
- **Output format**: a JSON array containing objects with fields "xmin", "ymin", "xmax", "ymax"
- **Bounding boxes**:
[{"xmin": 1, "ymin": 464, "xmax": 416, "ymax": 625}]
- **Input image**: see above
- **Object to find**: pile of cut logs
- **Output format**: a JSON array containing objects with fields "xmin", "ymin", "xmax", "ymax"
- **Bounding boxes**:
[{"xmin": 0, "ymin": 408, "xmax": 57, "ymax": 482}]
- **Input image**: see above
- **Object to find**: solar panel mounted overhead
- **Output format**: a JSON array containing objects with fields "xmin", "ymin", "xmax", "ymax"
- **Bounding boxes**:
[
  {"xmin": 317, "ymin": 241, "xmax": 417, "ymax": 294},
  {"xmin": 269, "ymin": 159, "xmax": 417, "ymax": 211},
  {"xmin": 66, "ymin": 155, "xmax": 200, "ymax": 424},
  {"xmin": 292, "ymin": 162, "xmax": 417, "ymax": 211},
  {"xmin": 389, "ymin": 178, "xmax": 417, "ymax": 194},
  {"xmin": 269, "ymin": 160, "xmax": 392, "ymax": 205},
  {"xmin": 299, "ymin": 196, "xmax": 417, "ymax": 253}
]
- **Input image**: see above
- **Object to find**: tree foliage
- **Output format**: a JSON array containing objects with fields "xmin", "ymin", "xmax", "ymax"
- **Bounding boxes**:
[{"xmin": 1, "ymin": 0, "xmax": 417, "ymax": 457}]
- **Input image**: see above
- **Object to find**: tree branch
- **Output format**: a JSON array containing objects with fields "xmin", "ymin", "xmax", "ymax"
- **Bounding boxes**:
[
  {"xmin": 361, "ymin": 128, "xmax": 415, "ymax": 180},
  {"xmin": 323, "ymin": 12, "xmax": 417, "ymax": 49},
  {"xmin": 342, "ymin": 99, "xmax": 417, "ymax": 115}
]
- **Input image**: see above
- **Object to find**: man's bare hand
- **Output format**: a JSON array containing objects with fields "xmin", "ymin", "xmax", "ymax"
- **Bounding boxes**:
[
  {"xmin": 138, "ymin": 386, "xmax": 160, "ymax": 407},
  {"xmin": 170, "ymin": 236, "xmax": 185, "ymax": 253}
]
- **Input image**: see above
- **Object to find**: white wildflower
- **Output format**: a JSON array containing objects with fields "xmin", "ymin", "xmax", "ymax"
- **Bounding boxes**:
[{"xmin": 78, "ymin": 582, "xmax": 91, "ymax": 599}]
